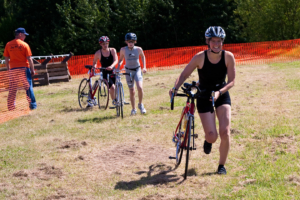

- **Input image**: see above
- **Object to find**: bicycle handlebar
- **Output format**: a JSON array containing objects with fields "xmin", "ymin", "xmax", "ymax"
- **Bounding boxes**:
[
  {"xmin": 109, "ymin": 72, "xmax": 133, "ymax": 82},
  {"xmin": 170, "ymin": 81, "xmax": 204, "ymax": 110}
]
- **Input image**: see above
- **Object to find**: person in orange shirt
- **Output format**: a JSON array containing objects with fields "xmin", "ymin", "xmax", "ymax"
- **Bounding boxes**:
[{"xmin": 3, "ymin": 28, "xmax": 37, "ymax": 110}]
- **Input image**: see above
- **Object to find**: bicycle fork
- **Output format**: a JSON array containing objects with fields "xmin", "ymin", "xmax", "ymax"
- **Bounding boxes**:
[{"xmin": 185, "ymin": 115, "xmax": 197, "ymax": 151}]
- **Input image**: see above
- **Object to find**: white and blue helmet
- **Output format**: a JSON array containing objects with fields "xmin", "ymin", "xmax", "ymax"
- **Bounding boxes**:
[{"xmin": 205, "ymin": 26, "xmax": 226, "ymax": 39}]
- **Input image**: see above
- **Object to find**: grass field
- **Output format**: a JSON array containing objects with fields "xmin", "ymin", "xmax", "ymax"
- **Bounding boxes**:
[{"xmin": 1, "ymin": 62, "xmax": 300, "ymax": 199}]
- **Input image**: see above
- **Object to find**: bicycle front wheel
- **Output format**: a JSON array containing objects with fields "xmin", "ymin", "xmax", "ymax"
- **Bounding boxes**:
[
  {"xmin": 184, "ymin": 117, "xmax": 192, "ymax": 180},
  {"xmin": 78, "ymin": 78, "xmax": 89, "ymax": 108},
  {"xmin": 98, "ymin": 79, "xmax": 109, "ymax": 110},
  {"xmin": 175, "ymin": 114, "xmax": 184, "ymax": 167},
  {"xmin": 119, "ymin": 84, "xmax": 124, "ymax": 119},
  {"xmin": 115, "ymin": 85, "xmax": 120, "ymax": 117}
]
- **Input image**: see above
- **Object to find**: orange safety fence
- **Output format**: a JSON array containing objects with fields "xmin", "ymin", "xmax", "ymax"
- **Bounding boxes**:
[
  {"xmin": 62, "ymin": 38, "xmax": 300, "ymax": 74},
  {"xmin": 1, "ymin": 38, "xmax": 300, "ymax": 123},
  {"xmin": 0, "ymin": 68, "xmax": 31, "ymax": 124}
]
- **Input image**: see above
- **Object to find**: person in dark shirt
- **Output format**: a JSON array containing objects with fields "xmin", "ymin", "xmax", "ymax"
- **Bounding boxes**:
[
  {"xmin": 92, "ymin": 36, "xmax": 118, "ymax": 107},
  {"xmin": 169, "ymin": 26, "xmax": 236, "ymax": 175}
]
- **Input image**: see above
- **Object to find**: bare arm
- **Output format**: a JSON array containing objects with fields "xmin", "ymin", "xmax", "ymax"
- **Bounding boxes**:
[
  {"xmin": 219, "ymin": 52, "xmax": 235, "ymax": 95},
  {"xmin": 138, "ymin": 47, "xmax": 146, "ymax": 73},
  {"xmin": 172, "ymin": 52, "xmax": 203, "ymax": 90},
  {"xmin": 26, "ymin": 56, "xmax": 35, "ymax": 76},
  {"xmin": 93, "ymin": 50, "xmax": 100, "ymax": 68},
  {"xmin": 106, "ymin": 48, "xmax": 118, "ymax": 71},
  {"xmin": 5, "ymin": 57, "xmax": 9, "ymax": 69},
  {"xmin": 117, "ymin": 48, "xmax": 125, "ymax": 71}
]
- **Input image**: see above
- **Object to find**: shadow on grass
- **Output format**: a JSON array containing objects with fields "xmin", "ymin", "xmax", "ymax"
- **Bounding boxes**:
[
  {"xmin": 115, "ymin": 163, "xmax": 180, "ymax": 190},
  {"xmin": 200, "ymin": 172, "xmax": 217, "ymax": 176},
  {"xmin": 61, "ymin": 107, "xmax": 94, "ymax": 113},
  {"xmin": 77, "ymin": 115, "xmax": 116, "ymax": 123}
]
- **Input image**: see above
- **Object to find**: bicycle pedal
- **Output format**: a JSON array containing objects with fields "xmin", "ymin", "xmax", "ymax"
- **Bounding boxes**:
[
  {"xmin": 109, "ymin": 106, "xmax": 116, "ymax": 109},
  {"xmin": 193, "ymin": 134, "xmax": 198, "ymax": 138},
  {"xmin": 124, "ymin": 102, "xmax": 130, "ymax": 105},
  {"xmin": 193, "ymin": 148, "xmax": 197, "ymax": 150},
  {"xmin": 169, "ymin": 156, "xmax": 176, "ymax": 160}
]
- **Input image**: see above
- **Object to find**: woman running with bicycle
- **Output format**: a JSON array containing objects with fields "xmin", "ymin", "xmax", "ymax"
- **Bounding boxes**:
[
  {"xmin": 169, "ymin": 26, "xmax": 236, "ymax": 175},
  {"xmin": 92, "ymin": 36, "xmax": 118, "ymax": 106}
]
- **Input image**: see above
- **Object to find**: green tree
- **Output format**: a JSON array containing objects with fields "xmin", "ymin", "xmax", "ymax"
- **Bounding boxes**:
[
  {"xmin": 0, "ymin": 42, "xmax": 4, "ymax": 59},
  {"xmin": 56, "ymin": 0, "xmax": 110, "ymax": 55},
  {"xmin": 235, "ymin": 0, "xmax": 300, "ymax": 42},
  {"xmin": 107, "ymin": 0, "xmax": 146, "ymax": 50}
]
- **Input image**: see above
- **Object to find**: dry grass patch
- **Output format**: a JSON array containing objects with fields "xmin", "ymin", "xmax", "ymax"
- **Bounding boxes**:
[{"xmin": 1, "ymin": 64, "xmax": 300, "ymax": 199}]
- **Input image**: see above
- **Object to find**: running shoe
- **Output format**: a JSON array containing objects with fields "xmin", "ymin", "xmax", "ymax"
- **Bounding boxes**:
[
  {"xmin": 131, "ymin": 109, "xmax": 137, "ymax": 116},
  {"xmin": 138, "ymin": 103, "xmax": 146, "ymax": 114},
  {"xmin": 217, "ymin": 165, "xmax": 227, "ymax": 175},
  {"xmin": 203, "ymin": 140, "xmax": 212, "ymax": 154},
  {"xmin": 92, "ymin": 98, "xmax": 97, "ymax": 106}
]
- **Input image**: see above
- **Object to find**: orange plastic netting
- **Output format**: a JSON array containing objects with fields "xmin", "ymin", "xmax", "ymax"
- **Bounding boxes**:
[
  {"xmin": 64, "ymin": 38, "xmax": 300, "ymax": 74},
  {"xmin": 1, "ymin": 38, "xmax": 300, "ymax": 123},
  {"xmin": 0, "ymin": 69, "xmax": 31, "ymax": 123}
]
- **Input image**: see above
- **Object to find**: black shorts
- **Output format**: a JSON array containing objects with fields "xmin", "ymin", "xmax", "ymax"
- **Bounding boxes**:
[
  {"xmin": 196, "ymin": 90, "xmax": 231, "ymax": 113},
  {"xmin": 103, "ymin": 71, "xmax": 115, "ymax": 88}
]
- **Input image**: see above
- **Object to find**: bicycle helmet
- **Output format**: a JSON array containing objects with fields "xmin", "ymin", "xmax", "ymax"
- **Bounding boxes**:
[
  {"xmin": 99, "ymin": 36, "xmax": 110, "ymax": 43},
  {"xmin": 125, "ymin": 33, "xmax": 137, "ymax": 41},
  {"xmin": 205, "ymin": 26, "xmax": 226, "ymax": 39}
]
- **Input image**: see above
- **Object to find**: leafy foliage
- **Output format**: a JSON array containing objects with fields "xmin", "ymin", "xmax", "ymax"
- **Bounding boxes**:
[
  {"xmin": 0, "ymin": 42, "xmax": 4, "ymax": 59},
  {"xmin": 234, "ymin": 0, "xmax": 300, "ymax": 42},
  {"xmin": 1, "ymin": 0, "xmax": 299, "ymax": 56}
]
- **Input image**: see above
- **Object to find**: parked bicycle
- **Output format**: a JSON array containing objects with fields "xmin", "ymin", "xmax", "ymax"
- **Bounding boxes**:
[
  {"xmin": 169, "ymin": 81, "xmax": 208, "ymax": 179},
  {"xmin": 78, "ymin": 65, "xmax": 109, "ymax": 109},
  {"xmin": 108, "ymin": 70, "xmax": 132, "ymax": 118}
]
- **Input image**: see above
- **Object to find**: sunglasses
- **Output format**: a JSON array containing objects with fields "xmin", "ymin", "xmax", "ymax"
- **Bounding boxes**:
[{"xmin": 127, "ymin": 41, "xmax": 135, "ymax": 43}]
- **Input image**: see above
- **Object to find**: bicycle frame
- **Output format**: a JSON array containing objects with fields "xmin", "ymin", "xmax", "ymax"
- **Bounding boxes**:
[
  {"xmin": 108, "ymin": 72, "xmax": 131, "ymax": 105},
  {"xmin": 113, "ymin": 73, "xmax": 125, "ymax": 107},
  {"xmin": 88, "ymin": 68, "xmax": 105, "ymax": 99},
  {"xmin": 173, "ymin": 98, "xmax": 196, "ymax": 149}
]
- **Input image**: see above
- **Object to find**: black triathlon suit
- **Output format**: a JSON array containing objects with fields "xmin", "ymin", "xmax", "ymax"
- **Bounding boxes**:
[
  {"xmin": 100, "ymin": 49, "xmax": 115, "ymax": 88},
  {"xmin": 197, "ymin": 50, "xmax": 231, "ymax": 113}
]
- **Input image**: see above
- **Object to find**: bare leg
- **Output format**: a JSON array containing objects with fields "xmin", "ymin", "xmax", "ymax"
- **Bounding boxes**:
[
  {"xmin": 216, "ymin": 104, "xmax": 231, "ymax": 165},
  {"xmin": 109, "ymin": 84, "xmax": 115, "ymax": 100},
  {"xmin": 129, "ymin": 88, "xmax": 135, "ymax": 110},
  {"xmin": 136, "ymin": 81, "xmax": 143, "ymax": 104},
  {"xmin": 199, "ymin": 112, "xmax": 218, "ymax": 143}
]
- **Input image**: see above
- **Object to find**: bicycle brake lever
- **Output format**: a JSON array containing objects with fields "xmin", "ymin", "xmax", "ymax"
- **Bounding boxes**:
[{"xmin": 170, "ymin": 92, "xmax": 175, "ymax": 110}]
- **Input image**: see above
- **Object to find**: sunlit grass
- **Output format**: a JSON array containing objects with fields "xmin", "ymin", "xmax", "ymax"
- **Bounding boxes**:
[{"xmin": 0, "ymin": 62, "xmax": 300, "ymax": 199}]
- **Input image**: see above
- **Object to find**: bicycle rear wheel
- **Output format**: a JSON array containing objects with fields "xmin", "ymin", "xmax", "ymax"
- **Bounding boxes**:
[
  {"xmin": 98, "ymin": 79, "xmax": 109, "ymax": 110},
  {"xmin": 78, "ymin": 78, "xmax": 89, "ymax": 108},
  {"xmin": 184, "ymin": 117, "xmax": 192, "ymax": 179}
]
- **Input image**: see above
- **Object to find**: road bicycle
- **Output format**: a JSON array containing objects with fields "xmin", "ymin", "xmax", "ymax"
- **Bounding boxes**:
[
  {"xmin": 108, "ymin": 71, "xmax": 131, "ymax": 118},
  {"xmin": 78, "ymin": 65, "xmax": 109, "ymax": 109},
  {"xmin": 169, "ymin": 81, "xmax": 205, "ymax": 179}
]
